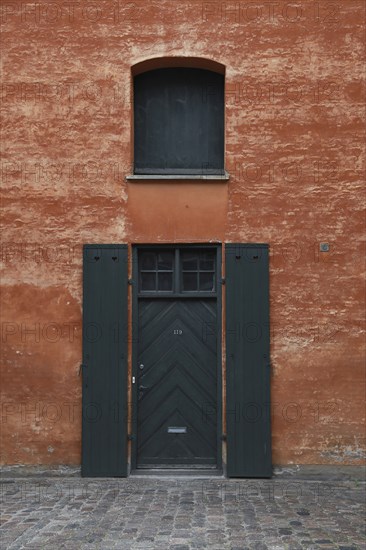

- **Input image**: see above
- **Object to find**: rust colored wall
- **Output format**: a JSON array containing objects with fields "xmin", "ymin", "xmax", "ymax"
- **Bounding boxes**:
[{"xmin": 1, "ymin": 0, "xmax": 365, "ymax": 466}]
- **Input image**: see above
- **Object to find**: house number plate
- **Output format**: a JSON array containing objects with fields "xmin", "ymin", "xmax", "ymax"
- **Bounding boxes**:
[{"xmin": 173, "ymin": 329, "xmax": 183, "ymax": 335}]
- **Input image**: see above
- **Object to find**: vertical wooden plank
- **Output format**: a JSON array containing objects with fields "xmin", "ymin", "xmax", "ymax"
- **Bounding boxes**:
[
  {"xmin": 82, "ymin": 245, "xmax": 128, "ymax": 477},
  {"xmin": 225, "ymin": 244, "xmax": 271, "ymax": 478}
]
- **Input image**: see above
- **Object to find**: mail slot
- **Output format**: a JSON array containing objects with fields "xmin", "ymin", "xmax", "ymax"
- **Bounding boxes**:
[{"xmin": 167, "ymin": 427, "xmax": 187, "ymax": 434}]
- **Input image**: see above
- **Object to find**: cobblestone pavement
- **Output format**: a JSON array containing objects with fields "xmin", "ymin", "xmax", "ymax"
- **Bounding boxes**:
[{"xmin": 0, "ymin": 469, "xmax": 365, "ymax": 549}]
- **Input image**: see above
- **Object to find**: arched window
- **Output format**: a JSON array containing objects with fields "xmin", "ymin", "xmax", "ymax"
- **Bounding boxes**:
[{"xmin": 133, "ymin": 67, "xmax": 224, "ymax": 176}]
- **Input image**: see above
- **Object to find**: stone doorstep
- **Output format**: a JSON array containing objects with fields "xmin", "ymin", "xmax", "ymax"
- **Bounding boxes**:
[{"xmin": 1, "ymin": 464, "xmax": 365, "ymax": 480}]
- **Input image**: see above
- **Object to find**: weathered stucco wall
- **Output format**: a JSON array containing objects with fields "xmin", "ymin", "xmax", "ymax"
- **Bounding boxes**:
[{"xmin": 1, "ymin": 0, "xmax": 365, "ymax": 466}]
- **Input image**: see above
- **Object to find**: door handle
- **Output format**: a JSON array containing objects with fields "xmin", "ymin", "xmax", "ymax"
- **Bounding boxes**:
[{"xmin": 139, "ymin": 385, "xmax": 149, "ymax": 390}]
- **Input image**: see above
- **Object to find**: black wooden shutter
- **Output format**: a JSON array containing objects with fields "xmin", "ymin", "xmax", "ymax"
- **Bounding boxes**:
[
  {"xmin": 82, "ymin": 245, "xmax": 128, "ymax": 477},
  {"xmin": 225, "ymin": 244, "xmax": 271, "ymax": 477},
  {"xmin": 134, "ymin": 68, "xmax": 224, "ymax": 175}
]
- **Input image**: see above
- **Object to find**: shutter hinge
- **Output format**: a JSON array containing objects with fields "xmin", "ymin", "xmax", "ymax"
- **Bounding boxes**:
[
  {"xmin": 128, "ymin": 278, "xmax": 134, "ymax": 285},
  {"xmin": 78, "ymin": 363, "xmax": 87, "ymax": 376},
  {"xmin": 221, "ymin": 278, "xmax": 226, "ymax": 285}
]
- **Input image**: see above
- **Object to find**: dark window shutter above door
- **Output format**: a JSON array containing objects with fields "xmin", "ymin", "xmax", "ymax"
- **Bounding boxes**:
[
  {"xmin": 225, "ymin": 244, "xmax": 272, "ymax": 478},
  {"xmin": 82, "ymin": 245, "xmax": 128, "ymax": 477},
  {"xmin": 134, "ymin": 68, "xmax": 224, "ymax": 175}
]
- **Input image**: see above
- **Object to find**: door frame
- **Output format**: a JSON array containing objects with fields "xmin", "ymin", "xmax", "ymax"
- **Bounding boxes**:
[{"xmin": 131, "ymin": 243, "xmax": 223, "ymax": 471}]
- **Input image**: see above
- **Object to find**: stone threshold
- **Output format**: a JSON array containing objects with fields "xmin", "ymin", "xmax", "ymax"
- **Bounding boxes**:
[{"xmin": 130, "ymin": 468, "xmax": 224, "ymax": 477}]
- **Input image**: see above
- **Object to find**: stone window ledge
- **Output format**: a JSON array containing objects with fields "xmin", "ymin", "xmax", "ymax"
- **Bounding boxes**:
[{"xmin": 126, "ymin": 172, "xmax": 230, "ymax": 181}]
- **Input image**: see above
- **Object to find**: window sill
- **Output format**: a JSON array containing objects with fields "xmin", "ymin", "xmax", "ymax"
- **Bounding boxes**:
[{"xmin": 126, "ymin": 171, "xmax": 230, "ymax": 181}]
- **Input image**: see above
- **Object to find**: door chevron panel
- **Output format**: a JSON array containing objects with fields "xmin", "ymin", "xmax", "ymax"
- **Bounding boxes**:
[
  {"xmin": 139, "ymin": 306, "xmax": 217, "ymax": 358},
  {"xmin": 139, "ymin": 403, "xmax": 216, "ymax": 455},
  {"xmin": 137, "ymin": 298, "xmax": 217, "ymax": 466},
  {"xmin": 140, "ymin": 346, "xmax": 217, "ymax": 395},
  {"xmin": 140, "ymin": 370, "xmax": 216, "ymax": 419}
]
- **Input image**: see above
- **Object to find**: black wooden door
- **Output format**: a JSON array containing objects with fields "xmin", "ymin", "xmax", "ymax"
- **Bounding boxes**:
[{"xmin": 136, "ymin": 298, "xmax": 218, "ymax": 467}]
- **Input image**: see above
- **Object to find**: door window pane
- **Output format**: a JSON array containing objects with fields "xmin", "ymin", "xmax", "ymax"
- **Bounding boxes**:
[
  {"xmin": 200, "ymin": 253, "xmax": 215, "ymax": 271},
  {"xmin": 157, "ymin": 252, "xmax": 173, "ymax": 270},
  {"xmin": 158, "ymin": 272, "xmax": 173, "ymax": 291},
  {"xmin": 199, "ymin": 272, "xmax": 214, "ymax": 291},
  {"xmin": 140, "ymin": 252, "xmax": 156, "ymax": 270},
  {"xmin": 141, "ymin": 272, "xmax": 156, "ymax": 291},
  {"xmin": 182, "ymin": 253, "xmax": 198, "ymax": 270},
  {"xmin": 182, "ymin": 272, "xmax": 198, "ymax": 291}
]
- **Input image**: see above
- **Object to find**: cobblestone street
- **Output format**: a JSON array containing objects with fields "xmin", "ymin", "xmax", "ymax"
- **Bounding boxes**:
[{"xmin": 0, "ymin": 467, "xmax": 365, "ymax": 549}]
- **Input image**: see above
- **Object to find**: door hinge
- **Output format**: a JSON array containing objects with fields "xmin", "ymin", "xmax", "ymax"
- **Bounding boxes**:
[
  {"xmin": 127, "ymin": 434, "xmax": 135, "ymax": 441},
  {"xmin": 221, "ymin": 278, "xmax": 226, "ymax": 285},
  {"xmin": 221, "ymin": 434, "xmax": 227, "ymax": 441},
  {"xmin": 128, "ymin": 278, "xmax": 134, "ymax": 285}
]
